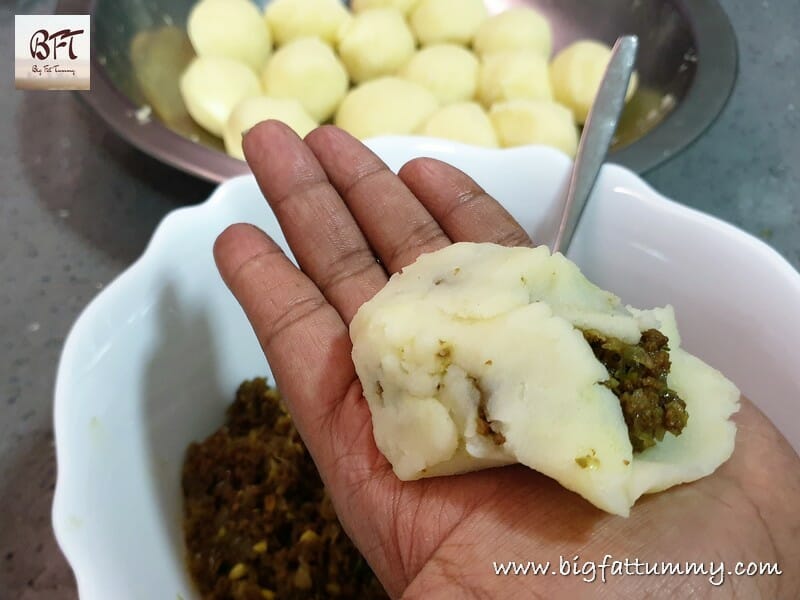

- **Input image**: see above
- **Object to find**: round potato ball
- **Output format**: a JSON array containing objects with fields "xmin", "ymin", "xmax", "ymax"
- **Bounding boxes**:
[
  {"xmin": 410, "ymin": 0, "xmax": 488, "ymax": 46},
  {"xmin": 262, "ymin": 37, "xmax": 348, "ymax": 122},
  {"xmin": 180, "ymin": 56, "xmax": 262, "ymax": 136},
  {"xmin": 400, "ymin": 44, "xmax": 479, "ymax": 105},
  {"xmin": 351, "ymin": 0, "xmax": 420, "ymax": 16},
  {"xmin": 489, "ymin": 100, "xmax": 578, "ymax": 156},
  {"xmin": 478, "ymin": 50, "xmax": 553, "ymax": 107},
  {"xmin": 550, "ymin": 39, "xmax": 639, "ymax": 124},
  {"xmin": 265, "ymin": 0, "xmax": 352, "ymax": 46},
  {"xmin": 472, "ymin": 6, "xmax": 551, "ymax": 58},
  {"xmin": 335, "ymin": 77, "xmax": 439, "ymax": 139},
  {"xmin": 187, "ymin": 0, "xmax": 272, "ymax": 72},
  {"xmin": 224, "ymin": 96, "xmax": 318, "ymax": 160},
  {"xmin": 420, "ymin": 102, "xmax": 498, "ymax": 148},
  {"xmin": 337, "ymin": 8, "xmax": 416, "ymax": 84}
]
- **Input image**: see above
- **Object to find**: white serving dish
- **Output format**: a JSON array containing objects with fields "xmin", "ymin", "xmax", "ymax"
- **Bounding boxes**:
[{"xmin": 52, "ymin": 139, "xmax": 800, "ymax": 599}]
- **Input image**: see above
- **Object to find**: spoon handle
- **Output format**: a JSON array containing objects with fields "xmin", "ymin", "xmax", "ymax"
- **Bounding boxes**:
[{"xmin": 551, "ymin": 35, "xmax": 639, "ymax": 254}]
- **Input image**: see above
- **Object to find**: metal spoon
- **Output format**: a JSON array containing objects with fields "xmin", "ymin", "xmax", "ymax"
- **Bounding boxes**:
[{"xmin": 551, "ymin": 35, "xmax": 639, "ymax": 254}]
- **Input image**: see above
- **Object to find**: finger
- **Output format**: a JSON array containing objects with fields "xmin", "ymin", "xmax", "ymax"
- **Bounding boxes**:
[
  {"xmin": 214, "ymin": 224, "xmax": 392, "ymax": 508},
  {"xmin": 398, "ymin": 158, "xmax": 534, "ymax": 248},
  {"xmin": 214, "ymin": 224, "xmax": 354, "ymax": 432},
  {"xmin": 215, "ymin": 223, "xmax": 406, "ymax": 593},
  {"xmin": 242, "ymin": 120, "xmax": 387, "ymax": 324},
  {"xmin": 305, "ymin": 126, "xmax": 451, "ymax": 273},
  {"xmin": 213, "ymin": 223, "xmax": 386, "ymax": 500}
]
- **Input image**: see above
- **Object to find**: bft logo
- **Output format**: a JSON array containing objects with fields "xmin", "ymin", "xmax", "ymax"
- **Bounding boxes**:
[
  {"xmin": 29, "ymin": 28, "xmax": 85, "ymax": 61},
  {"xmin": 15, "ymin": 14, "xmax": 91, "ymax": 90}
]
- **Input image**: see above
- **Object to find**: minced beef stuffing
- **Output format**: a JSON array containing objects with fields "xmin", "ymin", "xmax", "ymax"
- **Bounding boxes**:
[
  {"xmin": 582, "ymin": 328, "xmax": 689, "ymax": 452},
  {"xmin": 182, "ymin": 378, "xmax": 388, "ymax": 600}
]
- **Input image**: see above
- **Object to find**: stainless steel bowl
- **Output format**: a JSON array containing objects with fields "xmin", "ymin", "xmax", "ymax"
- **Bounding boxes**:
[{"xmin": 58, "ymin": 0, "xmax": 737, "ymax": 181}]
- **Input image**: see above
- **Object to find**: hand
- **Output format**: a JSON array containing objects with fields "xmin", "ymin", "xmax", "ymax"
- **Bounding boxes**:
[{"xmin": 214, "ymin": 121, "xmax": 800, "ymax": 599}]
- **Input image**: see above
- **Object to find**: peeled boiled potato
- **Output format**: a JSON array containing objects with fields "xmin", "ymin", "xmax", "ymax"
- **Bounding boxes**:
[
  {"xmin": 337, "ymin": 8, "xmax": 415, "ymax": 84},
  {"xmin": 419, "ymin": 102, "xmax": 498, "ymax": 148},
  {"xmin": 472, "ymin": 6, "xmax": 551, "ymax": 58},
  {"xmin": 350, "ymin": 242, "xmax": 739, "ymax": 517},
  {"xmin": 336, "ymin": 77, "xmax": 438, "ymax": 139},
  {"xmin": 478, "ymin": 51, "xmax": 552, "ymax": 107},
  {"xmin": 490, "ymin": 100, "xmax": 578, "ymax": 156},
  {"xmin": 351, "ymin": 0, "xmax": 420, "ymax": 15},
  {"xmin": 265, "ymin": 0, "xmax": 352, "ymax": 46},
  {"xmin": 180, "ymin": 0, "xmax": 640, "ymax": 159},
  {"xmin": 223, "ymin": 97, "xmax": 317, "ymax": 160},
  {"xmin": 401, "ymin": 44, "xmax": 479, "ymax": 105},
  {"xmin": 187, "ymin": 0, "xmax": 272, "ymax": 72},
  {"xmin": 551, "ymin": 39, "xmax": 639, "ymax": 124},
  {"xmin": 410, "ymin": 0, "xmax": 488, "ymax": 46},
  {"xmin": 180, "ymin": 56, "xmax": 262, "ymax": 136},
  {"xmin": 262, "ymin": 37, "xmax": 348, "ymax": 122}
]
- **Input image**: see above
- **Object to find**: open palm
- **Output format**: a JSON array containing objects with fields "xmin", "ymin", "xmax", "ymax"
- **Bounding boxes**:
[{"xmin": 214, "ymin": 121, "xmax": 800, "ymax": 599}]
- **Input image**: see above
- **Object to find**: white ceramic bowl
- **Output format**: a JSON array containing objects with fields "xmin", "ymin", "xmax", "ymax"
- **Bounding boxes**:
[{"xmin": 52, "ymin": 140, "xmax": 800, "ymax": 599}]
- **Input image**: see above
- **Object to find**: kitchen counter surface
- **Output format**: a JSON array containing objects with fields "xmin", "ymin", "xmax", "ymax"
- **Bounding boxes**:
[{"xmin": 1, "ymin": 0, "xmax": 798, "ymax": 597}]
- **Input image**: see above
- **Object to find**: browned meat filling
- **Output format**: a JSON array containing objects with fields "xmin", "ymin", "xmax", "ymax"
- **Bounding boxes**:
[
  {"xmin": 182, "ymin": 378, "xmax": 387, "ymax": 600},
  {"xmin": 471, "ymin": 375, "xmax": 506, "ymax": 445},
  {"xmin": 476, "ymin": 401, "xmax": 506, "ymax": 446},
  {"xmin": 582, "ymin": 328, "xmax": 689, "ymax": 453}
]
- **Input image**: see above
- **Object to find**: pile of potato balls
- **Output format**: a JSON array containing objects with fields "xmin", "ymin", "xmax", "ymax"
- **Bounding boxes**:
[{"xmin": 179, "ymin": 0, "xmax": 638, "ymax": 160}]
